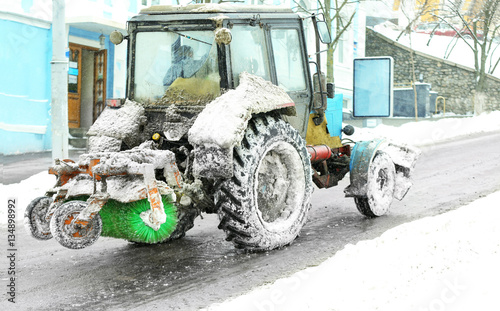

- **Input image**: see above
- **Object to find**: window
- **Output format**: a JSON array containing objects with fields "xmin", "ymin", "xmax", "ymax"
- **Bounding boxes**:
[
  {"xmin": 133, "ymin": 30, "xmax": 220, "ymax": 105},
  {"xmin": 270, "ymin": 28, "xmax": 306, "ymax": 91},
  {"xmin": 337, "ymin": 34, "xmax": 344, "ymax": 64},
  {"xmin": 230, "ymin": 25, "xmax": 271, "ymax": 87}
]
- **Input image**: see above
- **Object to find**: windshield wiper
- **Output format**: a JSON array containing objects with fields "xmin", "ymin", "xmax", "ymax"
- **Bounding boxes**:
[{"xmin": 162, "ymin": 26, "xmax": 212, "ymax": 45}]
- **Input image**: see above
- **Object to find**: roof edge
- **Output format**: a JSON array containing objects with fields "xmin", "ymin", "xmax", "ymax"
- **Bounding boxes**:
[{"xmin": 140, "ymin": 4, "xmax": 294, "ymax": 14}]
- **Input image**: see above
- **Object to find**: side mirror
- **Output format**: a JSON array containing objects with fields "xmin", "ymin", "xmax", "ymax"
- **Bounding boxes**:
[
  {"xmin": 316, "ymin": 21, "xmax": 332, "ymax": 44},
  {"xmin": 110, "ymin": 30, "xmax": 124, "ymax": 45}
]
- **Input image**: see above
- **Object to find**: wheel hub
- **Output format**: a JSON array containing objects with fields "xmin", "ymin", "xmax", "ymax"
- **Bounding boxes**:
[{"xmin": 256, "ymin": 141, "xmax": 305, "ymax": 228}]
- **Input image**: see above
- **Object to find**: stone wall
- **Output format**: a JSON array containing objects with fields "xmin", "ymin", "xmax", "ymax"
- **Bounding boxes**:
[{"xmin": 365, "ymin": 28, "xmax": 500, "ymax": 114}]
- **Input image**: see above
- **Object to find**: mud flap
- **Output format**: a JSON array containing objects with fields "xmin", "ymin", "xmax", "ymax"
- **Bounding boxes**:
[
  {"xmin": 345, "ymin": 139, "xmax": 420, "ymax": 201},
  {"xmin": 381, "ymin": 142, "xmax": 421, "ymax": 200}
]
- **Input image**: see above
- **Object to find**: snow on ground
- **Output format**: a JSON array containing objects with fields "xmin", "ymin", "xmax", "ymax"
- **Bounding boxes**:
[
  {"xmin": 200, "ymin": 112, "xmax": 500, "ymax": 311},
  {"xmin": 0, "ymin": 171, "xmax": 56, "ymax": 224},
  {"xmin": 348, "ymin": 111, "xmax": 500, "ymax": 148},
  {"xmin": 202, "ymin": 191, "xmax": 500, "ymax": 311},
  {"xmin": 373, "ymin": 24, "xmax": 500, "ymax": 79}
]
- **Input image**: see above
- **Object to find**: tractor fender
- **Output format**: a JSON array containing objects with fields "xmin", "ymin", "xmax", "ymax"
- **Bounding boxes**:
[
  {"xmin": 345, "ymin": 140, "xmax": 420, "ymax": 201},
  {"xmin": 345, "ymin": 139, "xmax": 386, "ymax": 198},
  {"xmin": 188, "ymin": 72, "xmax": 296, "ymax": 179}
]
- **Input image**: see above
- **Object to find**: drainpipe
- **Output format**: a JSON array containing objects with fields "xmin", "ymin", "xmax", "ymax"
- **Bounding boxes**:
[{"xmin": 51, "ymin": 0, "xmax": 69, "ymax": 160}]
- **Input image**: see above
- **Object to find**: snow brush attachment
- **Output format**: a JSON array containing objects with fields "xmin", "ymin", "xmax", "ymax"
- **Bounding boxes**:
[{"xmin": 99, "ymin": 196, "xmax": 178, "ymax": 244}]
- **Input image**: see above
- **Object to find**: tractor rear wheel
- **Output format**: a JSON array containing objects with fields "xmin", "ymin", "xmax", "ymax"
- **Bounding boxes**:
[
  {"xmin": 354, "ymin": 152, "xmax": 396, "ymax": 217},
  {"xmin": 216, "ymin": 114, "xmax": 313, "ymax": 251}
]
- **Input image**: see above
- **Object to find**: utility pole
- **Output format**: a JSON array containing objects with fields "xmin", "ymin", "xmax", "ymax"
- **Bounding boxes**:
[{"xmin": 51, "ymin": 0, "xmax": 69, "ymax": 160}]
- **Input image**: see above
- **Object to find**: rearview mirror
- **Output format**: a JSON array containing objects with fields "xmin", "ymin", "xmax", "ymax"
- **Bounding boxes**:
[{"xmin": 316, "ymin": 21, "xmax": 332, "ymax": 44}]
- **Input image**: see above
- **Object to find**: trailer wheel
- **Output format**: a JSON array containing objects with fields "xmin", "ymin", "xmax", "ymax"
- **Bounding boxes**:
[
  {"xmin": 50, "ymin": 201, "xmax": 102, "ymax": 249},
  {"xmin": 24, "ymin": 196, "xmax": 53, "ymax": 240},
  {"xmin": 216, "ymin": 114, "xmax": 312, "ymax": 251},
  {"xmin": 355, "ymin": 152, "xmax": 395, "ymax": 217}
]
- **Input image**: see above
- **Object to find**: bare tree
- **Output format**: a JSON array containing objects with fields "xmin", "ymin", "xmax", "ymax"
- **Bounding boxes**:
[
  {"xmin": 396, "ymin": 0, "xmax": 438, "ymax": 41},
  {"xmin": 294, "ymin": 0, "xmax": 357, "ymax": 83},
  {"xmin": 435, "ymin": 0, "xmax": 500, "ymax": 113},
  {"xmin": 395, "ymin": 0, "xmax": 439, "ymax": 120}
]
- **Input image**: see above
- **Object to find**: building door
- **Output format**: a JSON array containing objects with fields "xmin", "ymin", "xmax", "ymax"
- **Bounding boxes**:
[
  {"xmin": 68, "ymin": 44, "xmax": 82, "ymax": 128},
  {"xmin": 93, "ymin": 49, "xmax": 107, "ymax": 122},
  {"xmin": 68, "ymin": 43, "xmax": 107, "ymax": 128}
]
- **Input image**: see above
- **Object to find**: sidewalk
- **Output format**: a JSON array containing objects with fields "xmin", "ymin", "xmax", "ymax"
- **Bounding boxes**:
[{"xmin": 1, "ymin": 150, "xmax": 85, "ymax": 185}]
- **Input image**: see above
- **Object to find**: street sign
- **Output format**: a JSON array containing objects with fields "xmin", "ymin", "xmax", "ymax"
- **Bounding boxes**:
[{"xmin": 353, "ymin": 57, "xmax": 393, "ymax": 117}]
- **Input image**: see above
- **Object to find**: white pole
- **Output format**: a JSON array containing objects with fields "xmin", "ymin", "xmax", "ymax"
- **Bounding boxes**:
[{"xmin": 51, "ymin": 0, "xmax": 69, "ymax": 160}]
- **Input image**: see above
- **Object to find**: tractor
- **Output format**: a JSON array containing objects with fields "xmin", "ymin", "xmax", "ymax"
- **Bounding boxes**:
[{"xmin": 25, "ymin": 4, "xmax": 419, "ymax": 251}]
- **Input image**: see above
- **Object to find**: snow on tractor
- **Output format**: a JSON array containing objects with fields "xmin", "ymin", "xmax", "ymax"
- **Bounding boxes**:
[{"xmin": 24, "ymin": 4, "xmax": 419, "ymax": 251}]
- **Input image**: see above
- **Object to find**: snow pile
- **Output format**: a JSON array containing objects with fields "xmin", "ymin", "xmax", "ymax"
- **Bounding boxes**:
[
  {"xmin": 348, "ymin": 111, "xmax": 500, "ymax": 147},
  {"xmin": 189, "ymin": 72, "xmax": 293, "ymax": 149},
  {"xmin": 0, "ymin": 171, "xmax": 56, "ymax": 223},
  {"xmin": 203, "ymin": 191, "xmax": 500, "ymax": 311}
]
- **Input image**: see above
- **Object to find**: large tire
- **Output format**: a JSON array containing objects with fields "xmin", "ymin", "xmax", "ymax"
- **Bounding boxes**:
[
  {"xmin": 354, "ymin": 152, "xmax": 396, "ymax": 217},
  {"xmin": 50, "ymin": 201, "xmax": 102, "ymax": 249},
  {"xmin": 216, "ymin": 114, "xmax": 313, "ymax": 251},
  {"xmin": 24, "ymin": 196, "xmax": 53, "ymax": 240}
]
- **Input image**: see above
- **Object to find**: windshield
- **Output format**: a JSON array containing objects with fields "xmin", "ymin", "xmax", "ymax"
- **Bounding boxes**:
[{"xmin": 133, "ymin": 30, "xmax": 220, "ymax": 105}]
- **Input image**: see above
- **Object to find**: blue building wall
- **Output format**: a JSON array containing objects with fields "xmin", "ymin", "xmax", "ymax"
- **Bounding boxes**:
[{"xmin": 0, "ymin": 19, "xmax": 52, "ymax": 155}]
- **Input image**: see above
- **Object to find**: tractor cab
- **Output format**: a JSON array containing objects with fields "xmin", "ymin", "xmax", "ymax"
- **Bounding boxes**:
[{"xmin": 114, "ymin": 4, "xmax": 317, "ymax": 138}]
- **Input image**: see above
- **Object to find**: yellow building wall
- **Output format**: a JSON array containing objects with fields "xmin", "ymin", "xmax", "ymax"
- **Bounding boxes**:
[{"xmin": 417, "ymin": 0, "xmax": 441, "ymax": 22}]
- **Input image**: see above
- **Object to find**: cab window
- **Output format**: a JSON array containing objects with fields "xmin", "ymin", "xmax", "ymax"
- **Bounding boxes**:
[
  {"xmin": 270, "ymin": 28, "xmax": 306, "ymax": 91},
  {"xmin": 230, "ymin": 25, "xmax": 271, "ymax": 87}
]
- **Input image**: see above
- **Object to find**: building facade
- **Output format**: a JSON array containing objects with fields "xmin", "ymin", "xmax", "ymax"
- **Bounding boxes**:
[
  {"xmin": 0, "ymin": 0, "xmax": 173, "ymax": 155},
  {"xmin": 1, "ymin": 0, "xmax": 373, "ymax": 155}
]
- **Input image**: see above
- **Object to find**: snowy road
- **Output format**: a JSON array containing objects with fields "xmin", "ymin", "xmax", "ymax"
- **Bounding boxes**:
[{"xmin": 2, "ymin": 130, "xmax": 500, "ymax": 311}]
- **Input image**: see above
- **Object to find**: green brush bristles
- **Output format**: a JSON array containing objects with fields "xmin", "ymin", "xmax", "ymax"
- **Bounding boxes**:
[{"xmin": 99, "ymin": 196, "xmax": 178, "ymax": 244}]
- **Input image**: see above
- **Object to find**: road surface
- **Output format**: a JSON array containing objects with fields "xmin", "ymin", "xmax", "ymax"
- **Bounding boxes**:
[{"xmin": 2, "ymin": 131, "xmax": 500, "ymax": 311}]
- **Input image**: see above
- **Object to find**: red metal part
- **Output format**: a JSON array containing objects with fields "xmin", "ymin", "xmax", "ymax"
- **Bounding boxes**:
[
  {"xmin": 312, "ymin": 161, "xmax": 338, "ymax": 188},
  {"xmin": 337, "ymin": 144, "xmax": 351, "ymax": 157},
  {"xmin": 49, "ymin": 158, "xmax": 104, "ymax": 186},
  {"xmin": 307, "ymin": 145, "xmax": 332, "ymax": 163},
  {"xmin": 310, "ymin": 144, "xmax": 351, "ymax": 189}
]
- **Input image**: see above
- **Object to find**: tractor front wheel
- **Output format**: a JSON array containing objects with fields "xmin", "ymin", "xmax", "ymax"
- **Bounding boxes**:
[
  {"xmin": 50, "ymin": 201, "xmax": 102, "ymax": 249},
  {"xmin": 354, "ymin": 152, "xmax": 396, "ymax": 217}
]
